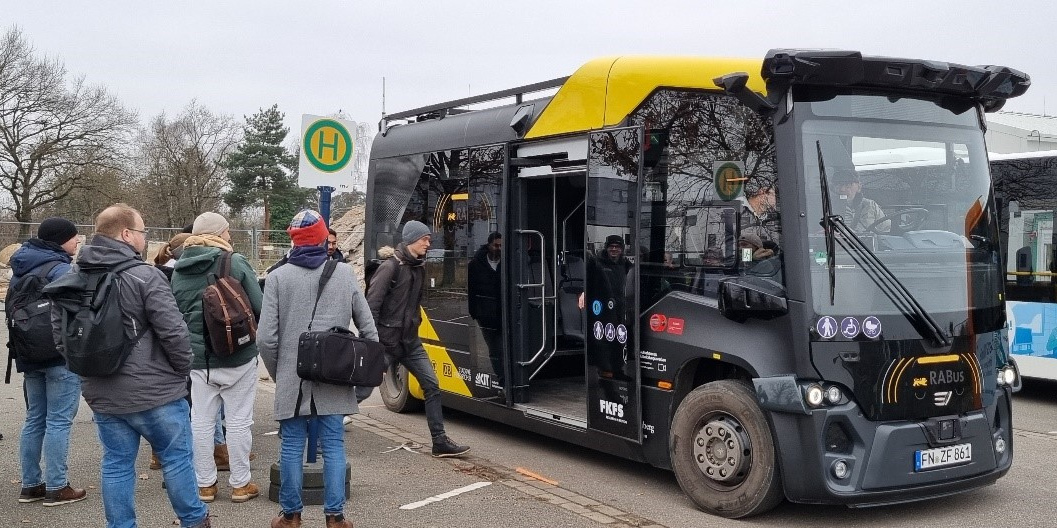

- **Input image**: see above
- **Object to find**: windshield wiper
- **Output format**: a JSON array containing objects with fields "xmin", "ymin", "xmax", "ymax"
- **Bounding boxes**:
[
  {"xmin": 816, "ymin": 141, "xmax": 837, "ymax": 305},
  {"xmin": 815, "ymin": 140, "xmax": 949, "ymax": 347},
  {"xmin": 828, "ymin": 215, "xmax": 952, "ymax": 347}
]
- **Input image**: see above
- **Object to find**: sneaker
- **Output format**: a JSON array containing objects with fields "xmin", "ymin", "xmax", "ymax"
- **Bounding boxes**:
[
  {"xmin": 342, "ymin": 415, "xmax": 354, "ymax": 426},
  {"xmin": 199, "ymin": 481, "xmax": 218, "ymax": 503},
  {"xmin": 431, "ymin": 435, "xmax": 470, "ymax": 458},
  {"xmin": 42, "ymin": 485, "xmax": 87, "ymax": 507},
  {"xmin": 231, "ymin": 481, "xmax": 260, "ymax": 503},
  {"xmin": 18, "ymin": 483, "xmax": 46, "ymax": 503}
]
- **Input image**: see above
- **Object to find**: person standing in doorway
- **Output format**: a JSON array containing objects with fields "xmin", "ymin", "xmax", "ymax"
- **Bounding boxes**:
[{"xmin": 467, "ymin": 232, "xmax": 503, "ymax": 387}]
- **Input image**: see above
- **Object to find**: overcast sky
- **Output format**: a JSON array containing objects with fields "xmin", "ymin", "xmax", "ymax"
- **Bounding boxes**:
[{"xmin": 4, "ymin": 0, "xmax": 1055, "ymax": 139}]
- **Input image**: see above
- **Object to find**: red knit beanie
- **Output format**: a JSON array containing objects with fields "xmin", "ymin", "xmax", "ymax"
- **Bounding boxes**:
[{"xmin": 287, "ymin": 210, "xmax": 329, "ymax": 247}]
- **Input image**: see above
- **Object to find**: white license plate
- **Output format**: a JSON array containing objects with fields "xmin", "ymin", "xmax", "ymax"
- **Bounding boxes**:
[{"xmin": 915, "ymin": 443, "xmax": 972, "ymax": 471}]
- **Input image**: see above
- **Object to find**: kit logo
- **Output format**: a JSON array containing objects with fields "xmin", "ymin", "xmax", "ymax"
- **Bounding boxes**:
[{"xmin": 933, "ymin": 391, "xmax": 952, "ymax": 406}]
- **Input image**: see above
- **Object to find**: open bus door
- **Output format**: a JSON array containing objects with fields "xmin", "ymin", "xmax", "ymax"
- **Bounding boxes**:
[{"xmin": 584, "ymin": 127, "xmax": 644, "ymax": 442}]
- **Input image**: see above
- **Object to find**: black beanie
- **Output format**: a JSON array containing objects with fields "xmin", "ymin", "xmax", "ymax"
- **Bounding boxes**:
[{"xmin": 37, "ymin": 217, "xmax": 78, "ymax": 245}]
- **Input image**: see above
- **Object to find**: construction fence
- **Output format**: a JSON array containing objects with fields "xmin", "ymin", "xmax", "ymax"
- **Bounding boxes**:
[{"xmin": 0, "ymin": 221, "xmax": 362, "ymax": 276}]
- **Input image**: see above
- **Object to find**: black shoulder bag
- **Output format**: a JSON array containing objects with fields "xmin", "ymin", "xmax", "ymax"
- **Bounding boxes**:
[{"xmin": 296, "ymin": 260, "xmax": 387, "ymax": 387}]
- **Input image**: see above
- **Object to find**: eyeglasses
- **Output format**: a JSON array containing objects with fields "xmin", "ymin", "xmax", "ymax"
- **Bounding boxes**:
[{"xmin": 127, "ymin": 227, "xmax": 149, "ymax": 235}]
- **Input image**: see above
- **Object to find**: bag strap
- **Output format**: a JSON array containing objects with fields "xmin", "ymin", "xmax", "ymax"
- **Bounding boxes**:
[
  {"xmin": 306, "ymin": 260, "xmax": 338, "ymax": 332},
  {"xmin": 32, "ymin": 260, "xmax": 63, "ymax": 281}
]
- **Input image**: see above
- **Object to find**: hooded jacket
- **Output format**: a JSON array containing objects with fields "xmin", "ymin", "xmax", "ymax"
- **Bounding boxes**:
[
  {"xmin": 9, "ymin": 239, "xmax": 73, "ymax": 372},
  {"xmin": 60, "ymin": 234, "xmax": 192, "ymax": 414},
  {"xmin": 365, "ymin": 243, "xmax": 425, "ymax": 351},
  {"xmin": 171, "ymin": 246, "xmax": 264, "ymax": 370}
]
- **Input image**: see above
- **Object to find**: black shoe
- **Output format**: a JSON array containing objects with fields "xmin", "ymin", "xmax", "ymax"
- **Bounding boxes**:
[
  {"xmin": 18, "ymin": 483, "xmax": 46, "ymax": 503},
  {"xmin": 431, "ymin": 435, "xmax": 470, "ymax": 458}
]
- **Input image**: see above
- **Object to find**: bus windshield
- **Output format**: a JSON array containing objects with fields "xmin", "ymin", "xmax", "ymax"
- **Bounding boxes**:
[{"xmin": 799, "ymin": 93, "xmax": 1003, "ymax": 334}]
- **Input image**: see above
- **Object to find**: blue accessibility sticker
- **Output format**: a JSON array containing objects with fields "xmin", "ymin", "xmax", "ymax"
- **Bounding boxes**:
[
  {"xmin": 841, "ymin": 317, "xmax": 860, "ymax": 338},
  {"xmin": 592, "ymin": 300, "xmax": 602, "ymax": 316},
  {"xmin": 816, "ymin": 316, "xmax": 838, "ymax": 339},
  {"xmin": 862, "ymin": 316, "xmax": 881, "ymax": 339}
]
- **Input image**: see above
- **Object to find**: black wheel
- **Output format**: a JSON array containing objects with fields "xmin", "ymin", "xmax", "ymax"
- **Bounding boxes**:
[
  {"xmin": 379, "ymin": 362, "xmax": 423, "ymax": 413},
  {"xmin": 669, "ymin": 380, "xmax": 783, "ymax": 518}
]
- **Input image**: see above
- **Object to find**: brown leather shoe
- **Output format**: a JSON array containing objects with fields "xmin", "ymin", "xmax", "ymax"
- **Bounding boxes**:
[
  {"xmin": 198, "ymin": 481, "xmax": 218, "ymax": 503},
  {"xmin": 150, "ymin": 452, "xmax": 161, "ymax": 470},
  {"xmin": 231, "ymin": 481, "xmax": 259, "ymax": 503},
  {"xmin": 271, "ymin": 511, "xmax": 302, "ymax": 528},
  {"xmin": 18, "ymin": 483, "xmax": 46, "ymax": 503},
  {"xmin": 325, "ymin": 513, "xmax": 353, "ymax": 528},
  {"xmin": 214, "ymin": 444, "xmax": 230, "ymax": 471},
  {"xmin": 42, "ymin": 485, "xmax": 87, "ymax": 507}
]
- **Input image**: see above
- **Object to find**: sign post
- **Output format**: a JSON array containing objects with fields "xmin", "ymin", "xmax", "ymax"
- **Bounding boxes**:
[{"xmin": 298, "ymin": 115, "xmax": 357, "ymax": 225}]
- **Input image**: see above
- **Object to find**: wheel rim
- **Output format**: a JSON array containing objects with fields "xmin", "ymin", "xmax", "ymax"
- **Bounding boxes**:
[
  {"xmin": 691, "ymin": 413, "xmax": 752, "ymax": 486},
  {"xmin": 382, "ymin": 363, "xmax": 406, "ymax": 397}
]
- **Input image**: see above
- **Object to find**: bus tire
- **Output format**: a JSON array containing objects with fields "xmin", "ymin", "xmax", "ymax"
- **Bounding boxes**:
[
  {"xmin": 669, "ymin": 379, "xmax": 783, "ymax": 518},
  {"xmin": 380, "ymin": 363, "xmax": 423, "ymax": 413}
]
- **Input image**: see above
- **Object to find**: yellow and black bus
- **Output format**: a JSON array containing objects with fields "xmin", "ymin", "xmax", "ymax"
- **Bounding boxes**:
[{"xmin": 365, "ymin": 50, "xmax": 1028, "ymax": 517}]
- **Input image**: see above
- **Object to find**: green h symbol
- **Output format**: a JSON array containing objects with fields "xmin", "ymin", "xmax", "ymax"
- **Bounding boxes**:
[{"xmin": 315, "ymin": 130, "xmax": 340, "ymax": 160}]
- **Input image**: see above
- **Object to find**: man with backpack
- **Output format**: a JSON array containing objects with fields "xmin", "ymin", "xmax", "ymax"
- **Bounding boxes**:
[
  {"xmin": 47, "ymin": 204, "xmax": 210, "ymax": 528},
  {"xmin": 367, "ymin": 220, "xmax": 470, "ymax": 458},
  {"xmin": 171, "ymin": 211, "xmax": 263, "ymax": 505},
  {"xmin": 7, "ymin": 218, "xmax": 87, "ymax": 506}
]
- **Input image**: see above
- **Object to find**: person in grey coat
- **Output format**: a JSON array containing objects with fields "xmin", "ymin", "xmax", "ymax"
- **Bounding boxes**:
[{"xmin": 258, "ymin": 209, "xmax": 378, "ymax": 528}]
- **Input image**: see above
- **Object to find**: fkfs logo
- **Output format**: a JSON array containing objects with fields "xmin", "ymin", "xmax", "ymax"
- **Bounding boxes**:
[{"xmin": 599, "ymin": 399, "xmax": 624, "ymax": 418}]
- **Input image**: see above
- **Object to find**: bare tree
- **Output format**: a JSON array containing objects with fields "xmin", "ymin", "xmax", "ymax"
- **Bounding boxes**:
[
  {"xmin": 0, "ymin": 27, "xmax": 137, "ymax": 234},
  {"xmin": 136, "ymin": 101, "xmax": 239, "ymax": 227}
]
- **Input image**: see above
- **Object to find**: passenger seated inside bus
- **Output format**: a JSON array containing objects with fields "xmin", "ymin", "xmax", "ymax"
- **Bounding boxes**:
[{"xmin": 738, "ymin": 234, "xmax": 782, "ymax": 278}]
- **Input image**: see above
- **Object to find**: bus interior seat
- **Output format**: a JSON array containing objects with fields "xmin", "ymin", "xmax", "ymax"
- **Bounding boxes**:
[{"xmin": 557, "ymin": 251, "xmax": 585, "ymax": 342}]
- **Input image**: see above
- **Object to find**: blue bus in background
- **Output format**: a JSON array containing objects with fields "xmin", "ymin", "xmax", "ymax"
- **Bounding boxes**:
[{"xmin": 992, "ymin": 150, "xmax": 1057, "ymax": 380}]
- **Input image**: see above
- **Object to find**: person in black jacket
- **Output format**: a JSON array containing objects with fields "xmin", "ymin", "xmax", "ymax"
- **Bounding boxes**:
[
  {"xmin": 366, "ymin": 220, "xmax": 469, "ymax": 458},
  {"xmin": 468, "ymin": 232, "xmax": 503, "ymax": 386}
]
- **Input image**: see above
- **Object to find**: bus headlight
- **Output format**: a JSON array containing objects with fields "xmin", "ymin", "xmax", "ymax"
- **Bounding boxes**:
[
  {"xmin": 825, "ymin": 385, "xmax": 843, "ymax": 404},
  {"xmin": 833, "ymin": 459, "xmax": 850, "ymax": 479},
  {"xmin": 805, "ymin": 384, "xmax": 825, "ymax": 407},
  {"xmin": 1000, "ymin": 366, "xmax": 1017, "ymax": 386}
]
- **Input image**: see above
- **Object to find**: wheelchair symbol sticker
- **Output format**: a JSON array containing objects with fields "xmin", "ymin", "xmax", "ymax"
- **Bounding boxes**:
[
  {"xmin": 592, "ymin": 300, "xmax": 602, "ymax": 316},
  {"xmin": 841, "ymin": 317, "xmax": 860, "ymax": 338},
  {"xmin": 816, "ymin": 316, "xmax": 838, "ymax": 339},
  {"xmin": 593, "ymin": 321, "xmax": 604, "ymax": 340},
  {"xmin": 605, "ymin": 323, "xmax": 616, "ymax": 342}
]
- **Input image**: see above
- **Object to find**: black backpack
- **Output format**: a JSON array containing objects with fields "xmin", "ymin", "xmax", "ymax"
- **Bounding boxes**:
[
  {"xmin": 42, "ymin": 260, "xmax": 149, "ymax": 377},
  {"xmin": 4, "ymin": 261, "xmax": 63, "ymax": 379}
]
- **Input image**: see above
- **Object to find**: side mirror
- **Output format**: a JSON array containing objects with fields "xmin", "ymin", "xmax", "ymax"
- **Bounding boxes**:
[{"xmin": 718, "ymin": 276, "xmax": 788, "ymax": 323}]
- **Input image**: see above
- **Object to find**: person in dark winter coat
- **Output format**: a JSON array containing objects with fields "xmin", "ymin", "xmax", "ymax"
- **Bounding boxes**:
[
  {"xmin": 11, "ymin": 218, "xmax": 88, "ymax": 506},
  {"xmin": 467, "ymin": 232, "xmax": 503, "ymax": 385},
  {"xmin": 367, "ymin": 220, "xmax": 470, "ymax": 458},
  {"xmin": 66, "ymin": 204, "xmax": 209, "ymax": 528},
  {"xmin": 258, "ymin": 209, "xmax": 377, "ymax": 528}
]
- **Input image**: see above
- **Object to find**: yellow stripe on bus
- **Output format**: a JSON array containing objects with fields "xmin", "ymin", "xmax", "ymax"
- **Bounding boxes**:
[
  {"xmin": 525, "ymin": 56, "xmax": 766, "ymax": 139},
  {"xmin": 916, "ymin": 355, "xmax": 960, "ymax": 365},
  {"xmin": 406, "ymin": 308, "xmax": 473, "ymax": 399}
]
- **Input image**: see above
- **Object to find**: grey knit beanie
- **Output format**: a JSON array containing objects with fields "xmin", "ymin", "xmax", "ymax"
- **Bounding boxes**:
[
  {"xmin": 401, "ymin": 220, "xmax": 431, "ymax": 245},
  {"xmin": 192, "ymin": 211, "xmax": 229, "ymax": 236}
]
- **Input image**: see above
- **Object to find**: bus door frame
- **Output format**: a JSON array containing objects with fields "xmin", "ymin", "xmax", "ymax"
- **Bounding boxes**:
[{"xmin": 584, "ymin": 126, "xmax": 644, "ymax": 444}]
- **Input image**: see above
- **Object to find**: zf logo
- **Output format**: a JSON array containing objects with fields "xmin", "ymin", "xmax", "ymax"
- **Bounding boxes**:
[
  {"xmin": 933, "ymin": 391, "xmax": 952, "ymax": 406},
  {"xmin": 599, "ymin": 400, "xmax": 624, "ymax": 418},
  {"xmin": 442, "ymin": 364, "xmax": 453, "ymax": 378}
]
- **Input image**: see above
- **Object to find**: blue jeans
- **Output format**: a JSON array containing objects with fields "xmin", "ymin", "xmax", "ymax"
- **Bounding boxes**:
[
  {"xmin": 20, "ymin": 365, "xmax": 81, "ymax": 491},
  {"xmin": 278, "ymin": 415, "xmax": 346, "ymax": 515},
  {"xmin": 396, "ymin": 339, "xmax": 445, "ymax": 439},
  {"xmin": 94, "ymin": 398, "xmax": 209, "ymax": 528}
]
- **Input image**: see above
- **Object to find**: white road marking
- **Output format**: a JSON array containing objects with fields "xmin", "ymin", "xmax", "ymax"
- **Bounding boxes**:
[{"xmin": 399, "ymin": 481, "xmax": 491, "ymax": 510}]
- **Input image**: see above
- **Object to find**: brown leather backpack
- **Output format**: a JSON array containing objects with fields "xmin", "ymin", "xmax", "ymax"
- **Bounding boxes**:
[{"xmin": 202, "ymin": 252, "xmax": 257, "ymax": 357}]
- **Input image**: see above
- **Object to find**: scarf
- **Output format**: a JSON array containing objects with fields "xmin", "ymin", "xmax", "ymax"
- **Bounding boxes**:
[
  {"xmin": 287, "ymin": 245, "xmax": 328, "ymax": 269},
  {"xmin": 183, "ymin": 234, "xmax": 233, "ymax": 252}
]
